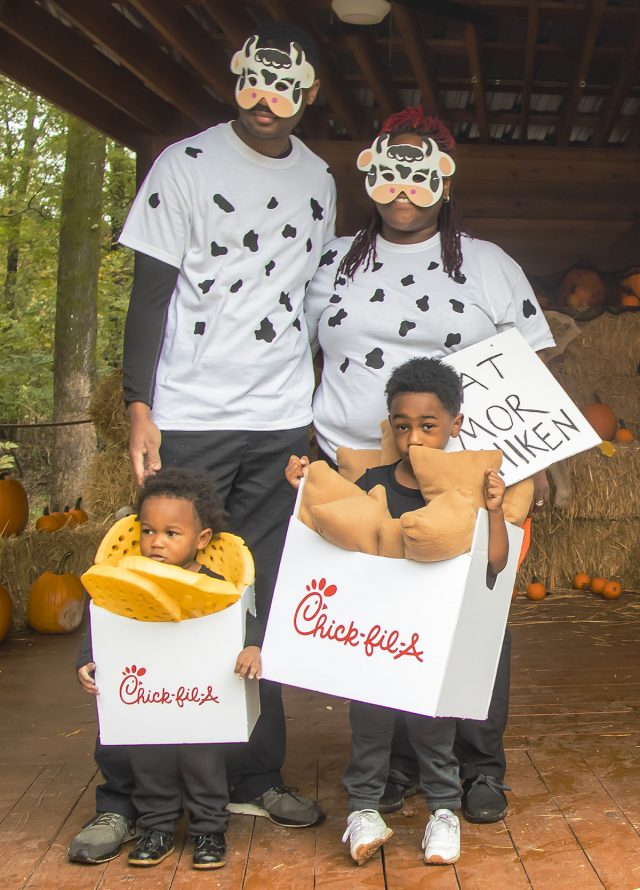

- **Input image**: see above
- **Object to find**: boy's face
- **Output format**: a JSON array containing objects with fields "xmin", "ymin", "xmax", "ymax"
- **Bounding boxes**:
[
  {"xmin": 139, "ymin": 496, "xmax": 212, "ymax": 571},
  {"xmin": 389, "ymin": 391, "xmax": 463, "ymax": 456}
]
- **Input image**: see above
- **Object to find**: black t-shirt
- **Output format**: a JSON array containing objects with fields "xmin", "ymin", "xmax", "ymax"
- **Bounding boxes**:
[{"xmin": 355, "ymin": 463, "xmax": 425, "ymax": 519}]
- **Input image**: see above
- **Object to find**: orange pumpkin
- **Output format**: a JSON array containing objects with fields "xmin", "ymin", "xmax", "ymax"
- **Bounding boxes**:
[
  {"xmin": 602, "ymin": 580, "xmax": 622, "ymax": 600},
  {"xmin": 557, "ymin": 268, "xmax": 605, "ymax": 314},
  {"xmin": 0, "ymin": 584, "xmax": 12, "ymax": 643},
  {"xmin": 27, "ymin": 553, "xmax": 85, "ymax": 633},
  {"xmin": 621, "ymin": 293, "xmax": 640, "ymax": 308},
  {"xmin": 590, "ymin": 576, "xmax": 607, "ymax": 595},
  {"xmin": 572, "ymin": 572, "xmax": 591, "ymax": 591},
  {"xmin": 614, "ymin": 426, "xmax": 634, "ymax": 444},
  {"xmin": 526, "ymin": 581, "xmax": 546, "ymax": 601},
  {"xmin": 65, "ymin": 498, "xmax": 89, "ymax": 527},
  {"xmin": 620, "ymin": 273, "xmax": 640, "ymax": 298},
  {"xmin": 581, "ymin": 403, "xmax": 618, "ymax": 441},
  {"xmin": 0, "ymin": 477, "xmax": 29, "ymax": 536},
  {"xmin": 35, "ymin": 506, "xmax": 67, "ymax": 532}
]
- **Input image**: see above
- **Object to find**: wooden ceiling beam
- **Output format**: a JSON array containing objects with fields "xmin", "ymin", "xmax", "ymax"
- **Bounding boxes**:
[
  {"xmin": 556, "ymin": 0, "xmax": 606, "ymax": 146},
  {"xmin": 520, "ymin": 0, "xmax": 539, "ymax": 143},
  {"xmin": 344, "ymin": 35, "xmax": 399, "ymax": 123},
  {"xmin": 592, "ymin": 9, "xmax": 640, "ymax": 148},
  {"xmin": 198, "ymin": 1, "xmax": 255, "ymax": 48},
  {"xmin": 49, "ymin": 0, "xmax": 225, "ymax": 129},
  {"xmin": 261, "ymin": 0, "xmax": 367, "ymax": 140},
  {"xmin": 391, "ymin": 4, "xmax": 442, "ymax": 118},
  {"xmin": 125, "ymin": 0, "xmax": 235, "ymax": 104},
  {"xmin": 465, "ymin": 23, "xmax": 490, "ymax": 143},
  {"xmin": 0, "ymin": 0, "xmax": 189, "ymax": 137},
  {"xmin": 0, "ymin": 30, "xmax": 141, "ymax": 148}
]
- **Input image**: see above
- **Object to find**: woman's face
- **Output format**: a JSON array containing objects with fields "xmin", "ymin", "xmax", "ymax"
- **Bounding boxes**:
[{"xmin": 375, "ymin": 132, "xmax": 452, "ymax": 245}]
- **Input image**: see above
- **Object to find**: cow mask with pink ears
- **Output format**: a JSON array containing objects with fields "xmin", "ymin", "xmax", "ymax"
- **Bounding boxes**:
[{"xmin": 230, "ymin": 35, "xmax": 316, "ymax": 119}]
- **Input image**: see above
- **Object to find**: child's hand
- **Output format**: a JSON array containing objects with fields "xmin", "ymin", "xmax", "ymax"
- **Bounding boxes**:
[
  {"xmin": 285, "ymin": 454, "xmax": 309, "ymax": 489},
  {"xmin": 235, "ymin": 646, "xmax": 262, "ymax": 680},
  {"xmin": 484, "ymin": 469, "xmax": 505, "ymax": 512},
  {"xmin": 78, "ymin": 662, "xmax": 99, "ymax": 695}
]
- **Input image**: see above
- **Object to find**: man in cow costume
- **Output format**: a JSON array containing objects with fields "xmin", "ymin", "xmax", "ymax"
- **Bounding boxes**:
[{"xmin": 68, "ymin": 23, "xmax": 335, "ymax": 865}]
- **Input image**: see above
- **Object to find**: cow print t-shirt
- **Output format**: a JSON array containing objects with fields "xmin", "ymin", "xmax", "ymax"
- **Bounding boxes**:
[
  {"xmin": 305, "ymin": 231, "xmax": 555, "ymax": 461},
  {"xmin": 119, "ymin": 122, "xmax": 336, "ymax": 431}
]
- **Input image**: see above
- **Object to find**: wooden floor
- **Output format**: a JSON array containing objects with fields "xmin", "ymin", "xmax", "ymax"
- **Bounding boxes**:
[{"xmin": 2, "ymin": 590, "xmax": 640, "ymax": 889}]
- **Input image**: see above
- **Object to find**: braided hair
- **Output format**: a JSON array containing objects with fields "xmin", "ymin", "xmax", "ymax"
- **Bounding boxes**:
[{"xmin": 336, "ymin": 106, "xmax": 464, "ymax": 284}]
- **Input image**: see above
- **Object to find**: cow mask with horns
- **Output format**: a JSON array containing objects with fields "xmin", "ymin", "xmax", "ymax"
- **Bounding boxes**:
[
  {"xmin": 357, "ymin": 135, "xmax": 456, "ymax": 208},
  {"xmin": 230, "ymin": 35, "xmax": 316, "ymax": 118}
]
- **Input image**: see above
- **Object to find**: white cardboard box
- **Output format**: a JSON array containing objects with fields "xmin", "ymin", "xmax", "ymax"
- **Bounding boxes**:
[
  {"xmin": 91, "ymin": 585, "xmax": 260, "ymax": 745},
  {"xmin": 262, "ymin": 510, "xmax": 523, "ymax": 720}
]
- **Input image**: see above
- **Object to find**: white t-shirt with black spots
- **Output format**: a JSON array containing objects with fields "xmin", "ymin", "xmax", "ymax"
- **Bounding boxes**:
[
  {"xmin": 119, "ymin": 122, "xmax": 336, "ymax": 431},
  {"xmin": 305, "ymin": 232, "xmax": 555, "ymax": 461}
]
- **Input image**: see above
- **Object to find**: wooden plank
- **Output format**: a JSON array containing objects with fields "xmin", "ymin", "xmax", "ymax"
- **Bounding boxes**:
[
  {"xmin": 383, "ymin": 798, "xmax": 459, "ymax": 890},
  {"xmin": 465, "ymin": 23, "xmax": 489, "ymax": 143},
  {"xmin": 454, "ymin": 821, "xmax": 531, "ymax": 889},
  {"xmin": 391, "ymin": 5, "xmax": 443, "ymax": 118},
  {"xmin": 0, "ymin": 766, "xmax": 44, "ymax": 825}
]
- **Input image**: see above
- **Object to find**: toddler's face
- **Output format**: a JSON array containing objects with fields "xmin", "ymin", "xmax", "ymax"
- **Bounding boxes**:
[
  {"xmin": 389, "ymin": 391, "xmax": 463, "ymax": 457},
  {"xmin": 139, "ymin": 496, "xmax": 210, "ymax": 571}
]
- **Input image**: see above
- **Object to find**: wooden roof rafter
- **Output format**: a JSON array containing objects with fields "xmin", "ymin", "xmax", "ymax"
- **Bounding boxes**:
[
  {"xmin": 520, "ymin": 0, "xmax": 539, "ymax": 143},
  {"xmin": 465, "ymin": 22, "xmax": 490, "ymax": 142},
  {"xmin": 391, "ymin": 4, "xmax": 443, "ymax": 119},
  {"xmin": 344, "ymin": 34, "xmax": 400, "ymax": 123},
  {"xmin": 592, "ymin": 7, "xmax": 640, "ymax": 149}
]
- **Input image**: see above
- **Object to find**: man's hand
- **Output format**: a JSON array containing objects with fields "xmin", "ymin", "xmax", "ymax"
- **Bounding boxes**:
[
  {"xmin": 127, "ymin": 402, "xmax": 162, "ymax": 486},
  {"xmin": 234, "ymin": 646, "xmax": 262, "ymax": 680}
]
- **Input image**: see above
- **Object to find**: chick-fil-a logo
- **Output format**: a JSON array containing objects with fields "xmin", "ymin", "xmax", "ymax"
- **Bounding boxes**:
[
  {"xmin": 118, "ymin": 664, "xmax": 220, "ymax": 708},
  {"xmin": 293, "ymin": 578, "xmax": 424, "ymax": 662}
]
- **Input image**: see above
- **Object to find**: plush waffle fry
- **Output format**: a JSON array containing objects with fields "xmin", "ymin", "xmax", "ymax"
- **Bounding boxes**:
[
  {"xmin": 82, "ymin": 564, "xmax": 182, "ymax": 622},
  {"xmin": 119, "ymin": 555, "xmax": 240, "ymax": 618},
  {"xmin": 94, "ymin": 515, "xmax": 142, "ymax": 566}
]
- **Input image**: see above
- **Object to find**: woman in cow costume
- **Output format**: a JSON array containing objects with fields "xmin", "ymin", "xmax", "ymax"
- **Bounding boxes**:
[{"xmin": 304, "ymin": 106, "xmax": 555, "ymax": 825}]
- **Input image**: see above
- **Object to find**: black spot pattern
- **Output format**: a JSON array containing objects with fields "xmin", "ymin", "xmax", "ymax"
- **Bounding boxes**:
[
  {"xmin": 282, "ymin": 224, "xmax": 297, "ymax": 239},
  {"xmin": 265, "ymin": 260, "xmax": 275, "ymax": 276},
  {"xmin": 450, "ymin": 299, "xmax": 465, "ymax": 313},
  {"xmin": 243, "ymin": 230, "xmax": 259, "ymax": 252},
  {"xmin": 320, "ymin": 249, "xmax": 337, "ymax": 267},
  {"xmin": 329, "ymin": 294, "xmax": 342, "ymax": 304},
  {"xmin": 306, "ymin": 238, "xmax": 312, "ymax": 252},
  {"xmin": 198, "ymin": 279, "xmax": 215, "ymax": 294},
  {"xmin": 213, "ymin": 194, "xmax": 234, "ymax": 213},
  {"xmin": 401, "ymin": 274, "xmax": 415, "ymax": 286},
  {"xmin": 453, "ymin": 272, "xmax": 467, "ymax": 284},
  {"xmin": 185, "ymin": 147, "xmax": 202, "ymax": 158},
  {"xmin": 267, "ymin": 197, "xmax": 279, "ymax": 209},
  {"xmin": 416, "ymin": 295, "xmax": 430, "ymax": 311},
  {"xmin": 210, "ymin": 241, "xmax": 227, "ymax": 257},
  {"xmin": 255, "ymin": 318, "xmax": 276, "ymax": 343},
  {"xmin": 336, "ymin": 276, "xmax": 347, "ymax": 286},
  {"xmin": 230, "ymin": 279, "xmax": 243, "ymax": 293},
  {"xmin": 194, "ymin": 322, "xmax": 205, "ymax": 335},
  {"xmin": 372, "ymin": 261, "xmax": 383, "ymax": 272},
  {"xmin": 522, "ymin": 299, "xmax": 537, "ymax": 318},
  {"xmin": 399, "ymin": 321, "xmax": 416, "ymax": 337},
  {"xmin": 310, "ymin": 198, "xmax": 324, "ymax": 220},
  {"xmin": 428, "ymin": 261, "xmax": 439, "ymax": 271},
  {"xmin": 279, "ymin": 291, "xmax": 292, "ymax": 312},
  {"xmin": 340, "ymin": 357, "xmax": 350, "ymax": 373},
  {"xmin": 365, "ymin": 348, "xmax": 384, "ymax": 369},
  {"xmin": 293, "ymin": 317, "xmax": 302, "ymax": 331},
  {"xmin": 148, "ymin": 192, "xmax": 160, "ymax": 209},
  {"xmin": 328, "ymin": 308, "xmax": 348, "ymax": 327},
  {"xmin": 445, "ymin": 333, "xmax": 462, "ymax": 348},
  {"xmin": 370, "ymin": 288, "xmax": 385, "ymax": 303}
]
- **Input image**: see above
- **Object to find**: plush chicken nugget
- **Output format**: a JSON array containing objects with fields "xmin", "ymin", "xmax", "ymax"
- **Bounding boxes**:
[
  {"xmin": 119, "ymin": 555, "xmax": 240, "ymax": 618},
  {"xmin": 82, "ymin": 564, "xmax": 182, "ymax": 622}
]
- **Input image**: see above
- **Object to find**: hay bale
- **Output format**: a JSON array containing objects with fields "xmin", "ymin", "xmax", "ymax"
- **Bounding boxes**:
[
  {"xmin": 557, "ymin": 443, "xmax": 640, "ymax": 520},
  {"xmin": 549, "ymin": 312, "xmax": 640, "ymax": 379},
  {"xmin": 83, "ymin": 447, "xmax": 136, "ymax": 523},
  {"xmin": 89, "ymin": 370, "xmax": 129, "ymax": 449},
  {"xmin": 552, "ymin": 370, "xmax": 640, "ymax": 430},
  {"xmin": 0, "ymin": 524, "xmax": 106, "ymax": 630}
]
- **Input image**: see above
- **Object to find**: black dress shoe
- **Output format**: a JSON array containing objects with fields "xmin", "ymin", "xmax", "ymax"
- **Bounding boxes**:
[
  {"xmin": 128, "ymin": 830, "xmax": 174, "ymax": 866},
  {"xmin": 192, "ymin": 833, "xmax": 226, "ymax": 869},
  {"xmin": 462, "ymin": 774, "xmax": 511, "ymax": 823},
  {"xmin": 379, "ymin": 781, "xmax": 420, "ymax": 814}
]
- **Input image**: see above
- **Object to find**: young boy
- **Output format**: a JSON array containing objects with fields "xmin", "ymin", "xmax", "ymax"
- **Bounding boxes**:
[
  {"xmin": 76, "ymin": 468, "xmax": 261, "ymax": 870},
  {"xmin": 286, "ymin": 357, "xmax": 508, "ymax": 866}
]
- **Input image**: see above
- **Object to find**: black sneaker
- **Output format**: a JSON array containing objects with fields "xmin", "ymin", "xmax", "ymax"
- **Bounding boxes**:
[
  {"xmin": 67, "ymin": 812, "xmax": 138, "ymax": 864},
  {"xmin": 227, "ymin": 786, "xmax": 325, "ymax": 827},
  {"xmin": 379, "ymin": 781, "xmax": 421, "ymax": 814},
  {"xmin": 192, "ymin": 833, "xmax": 226, "ymax": 869},
  {"xmin": 462, "ymin": 774, "xmax": 511, "ymax": 823},
  {"xmin": 128, "ymin": 830, "xmax": 174, "ymax": 867}
]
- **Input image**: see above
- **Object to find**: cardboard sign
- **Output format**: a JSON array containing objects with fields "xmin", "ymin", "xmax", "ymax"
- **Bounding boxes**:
[
  {"xmin": 91, "ymin": 586, "xmax": 260, "ymax": 745},
  {"xmin": 443, "ymin": 328, "xmax": 600, "ymax": 485},
  {"xmin": 262, "ymin": 510, "xmax": 523, "ymax": 720}
]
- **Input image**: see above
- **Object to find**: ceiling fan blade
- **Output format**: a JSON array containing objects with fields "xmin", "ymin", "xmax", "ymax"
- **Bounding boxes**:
[{"xmin": 392, "ymin": 0, "xmax": 492, "ymax": 26}]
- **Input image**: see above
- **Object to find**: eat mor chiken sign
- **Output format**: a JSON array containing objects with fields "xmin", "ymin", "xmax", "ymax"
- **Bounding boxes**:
[
  {"xmin": 262, "ymin": 509, "xmax": 523, "ymax": 720},
  {"xmin": 443, "ymin": 328, "xmax": 600, "ymax": 485}
]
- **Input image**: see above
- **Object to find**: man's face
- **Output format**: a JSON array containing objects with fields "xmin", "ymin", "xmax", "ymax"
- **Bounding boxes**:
[{"xmin": 235, "ymin": 84, "xmax": 319, "ymax": 145}]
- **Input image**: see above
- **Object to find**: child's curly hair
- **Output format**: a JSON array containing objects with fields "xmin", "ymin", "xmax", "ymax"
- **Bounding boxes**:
[
  {"xmin": 385, "ymin": 356, "xmax": 464, "ymax": 416},
  {"xmin": 136, "ymin": 467, "xmax": 227, "ymax": 534}
]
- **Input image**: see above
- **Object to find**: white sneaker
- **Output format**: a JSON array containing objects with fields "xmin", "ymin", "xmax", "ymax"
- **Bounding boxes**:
[
  {"xmin": 342, "ymin": 809, "xmax": 393, "ymax": 865},
  {"xmin": 422, "ymin": 809, "xmax": 460, "ymax": 865}
]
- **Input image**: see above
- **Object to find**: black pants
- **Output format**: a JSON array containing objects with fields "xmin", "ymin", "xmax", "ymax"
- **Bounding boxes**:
[
  {"xmin": 128, "ymin": 744, "xmax": 229, "ymax": 837},
  {"xmin": 93, "ymin": 426, "xmax": 308, "ymax": 812},
  {"xmin": 389, "ymin": 629, "xmax": 512, "ymax": 786}
]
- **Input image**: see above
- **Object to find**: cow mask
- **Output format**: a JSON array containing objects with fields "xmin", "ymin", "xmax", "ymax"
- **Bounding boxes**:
[
  {"xmin": 357, "ymin": 134, "xmax": 456, "ymax": 207},
  {"xmin": 230, "ymin": 35, "xmax": 316, "ymax": 119}
]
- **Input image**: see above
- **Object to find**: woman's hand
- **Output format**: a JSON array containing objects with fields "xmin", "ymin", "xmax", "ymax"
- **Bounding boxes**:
[
  {"xmin": 285, "ymin": 454, "xmax": 310, "ymax": 489},
  {"xmin": 78, "ymin": 662, "xmax": 99, "ymax": 695},
  {"xmin": 532, "ymin": 469, "xmax": 550, "ymax": 512},
  {"xmin": 235, "ymin": 646, "xmax": 262, "ymax": 680}
]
